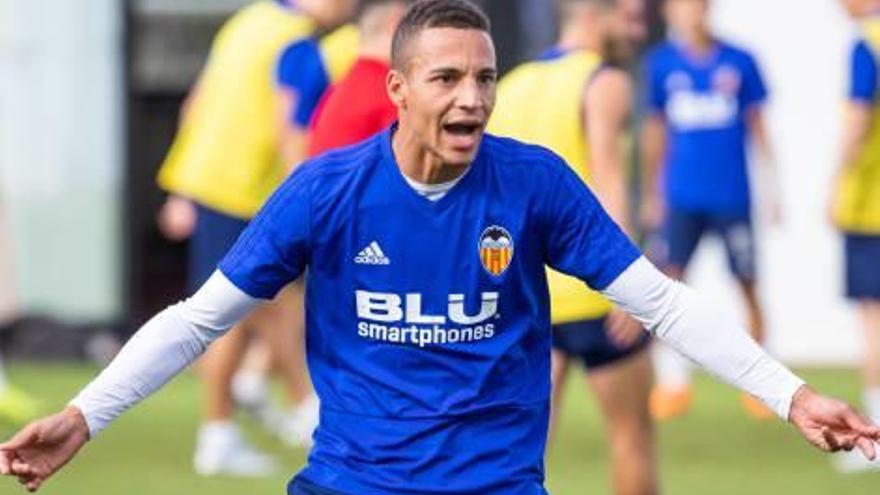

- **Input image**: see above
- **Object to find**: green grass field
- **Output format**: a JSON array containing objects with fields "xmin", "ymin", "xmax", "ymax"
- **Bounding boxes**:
[{"xmin": 0, "ymin": 363, "xmax": 878, "ymax": 494}]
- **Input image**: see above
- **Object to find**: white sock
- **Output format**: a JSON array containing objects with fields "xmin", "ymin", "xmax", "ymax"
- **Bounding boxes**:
[
  {"xmin": 864, "ymin": 388, "xmax": 880, "ymax": 424},
  {"xmin": 197, "ymin": 420, "xmax": 239, "ymax": 447},
  {"xmin": 653, "ymin": 343, "xmax": 691, "ymax": 390}
]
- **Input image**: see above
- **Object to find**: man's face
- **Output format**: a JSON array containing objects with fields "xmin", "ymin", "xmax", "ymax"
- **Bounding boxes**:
[
  {"xmin": 841, "ymin": 0, "xmax": 869, "ymax": 17},
  {"xmin": 388, "ymin": 28, "xmax": 498, "ymax": 167},
  {"xmin": 595, "ymin": 5, "xmax": 634, "ymax": 62},
  {"xmin": 664, "ymin": 0, "xmax": 708, "ymax": 36}
]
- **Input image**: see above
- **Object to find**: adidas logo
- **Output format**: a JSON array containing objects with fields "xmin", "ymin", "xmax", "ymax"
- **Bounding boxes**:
[{"xmin": 355, "ymin": 241, "xmax": 391, "ymax": 265}]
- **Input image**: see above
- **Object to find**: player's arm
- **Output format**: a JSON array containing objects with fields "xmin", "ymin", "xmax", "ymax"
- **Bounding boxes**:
[
  {"xmin": 543, "ymin": 163, "xmax": 880, "ymax": 458},
  {"xmin": 639, "ymin": 81, "xmax": 667, "ymax": 231},
  {"xmin": 0, "ymin": 273, "xmax": 261, "ymax": 491},
  {"xmin": 585, "ymin": 67, "xmax": 632, "ymax": 232},
  {"xmin": 0, "ymin": 169, "xmax": 314, "ymax": 491},
  {"xmin": 829, "ymin": 40, "xmax": 877, "ymax": 226},
  {"xmin": 275, "ymin": 40, "xmax": 330, "ymax": 173},
  {"xmin": 741, "ymin": 53, "xmax": 782, "ymax": 224},
  {"xmin": 601, "ymin": 257, "xmax": 880, "ymax": 455}
]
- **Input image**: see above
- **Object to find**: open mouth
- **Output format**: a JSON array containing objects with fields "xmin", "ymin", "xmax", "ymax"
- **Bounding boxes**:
[{"xmin": 442, "ymin": 122, "xmax": 482, "ymax": 137}]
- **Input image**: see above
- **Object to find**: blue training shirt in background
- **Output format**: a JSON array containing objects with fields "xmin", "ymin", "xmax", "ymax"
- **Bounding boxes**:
[
  {"xmin": 218, "ymin": 127, "xmax": 641, "ymax": 495},
  {"xmin": 645, "ymin": 39, "xmax": 767, "ymax": 216},
  {"xmin": 850, "ymin": 39, "xmax": 878, "ymax": 103},
  {"xmin": 276, "ymin": 38, "xmax": 330, "ymax": 128}
]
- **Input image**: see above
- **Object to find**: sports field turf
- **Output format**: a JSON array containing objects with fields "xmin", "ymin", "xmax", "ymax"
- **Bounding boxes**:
[{"xmin": 0, "ymin": 363, "xmax": 877, "ymax": 494}]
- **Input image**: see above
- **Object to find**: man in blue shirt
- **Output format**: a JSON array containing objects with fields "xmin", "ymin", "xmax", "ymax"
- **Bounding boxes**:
[
  {"xmin": 1, "ymin": 1, "xmax": 878, "ymax": 494},
  {"xmin": 641, "ymin": 0, "xmax": 781, "ymax": 420}
]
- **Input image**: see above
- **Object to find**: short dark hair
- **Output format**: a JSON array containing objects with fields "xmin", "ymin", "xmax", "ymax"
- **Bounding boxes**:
[{"xmin": 390, "ymin": 0, "xmax": 491, "ymax": 70}]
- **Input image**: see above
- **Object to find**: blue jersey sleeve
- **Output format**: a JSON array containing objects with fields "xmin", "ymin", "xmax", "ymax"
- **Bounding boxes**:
[
  {"xmin": 850, "ymin": 40, "xmax": 878, "ymax": 103},
  {"xmin": 276, "ymin": 39, "xmax": 331, "ymax": 128},
  {"xmin": 540, "ymin": 156, "xmax": 641, "ymax": 290},
  {"xmin": 740, "ymin": 52, "xmax": 768, "ymax": 109},
  {"xmin": 218, "ymin": 168, "xmax": 313, "ymax": 299}
]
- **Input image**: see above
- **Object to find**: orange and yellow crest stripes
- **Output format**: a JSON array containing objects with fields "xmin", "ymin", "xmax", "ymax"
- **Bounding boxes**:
[{"xmin": 479, "ymin": 226, "xmax": 514, "ymax": 276}]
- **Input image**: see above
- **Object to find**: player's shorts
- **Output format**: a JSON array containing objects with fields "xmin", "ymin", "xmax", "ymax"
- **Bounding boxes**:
[
  {"xmin": 845, "ymin": 234, "xmax": 880, "ymax": 300},
  {"xmin": 551, "ymin": 317, "xmax": 651, "ymax": 369},
  {"xmin": 289, "ymin": 476, "xmax": 347, "ymax": 495},
  {"xmin": 188, "ymin": 203, "xmax": 249, "ymax": 292},
  {"xmin": 655, "ymin": 207, "xmax": 756, "ymax": 282}
]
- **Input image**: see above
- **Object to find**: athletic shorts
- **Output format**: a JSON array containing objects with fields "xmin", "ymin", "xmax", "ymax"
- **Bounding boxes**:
[
  {"xmin": 188, "ymin": 203, "xmax": 249, "ymax": 292},
  {"xmin": 551, "ymin": 317, "xmax": 651, "ymax": 369},
  {"xmin": 845, "ymin": 234, "xmax": 880, "ymax": 300},
  {"xmin": 289, "ymin": 476, "xmax": 347, "ymax": 495},
  {"xmin": 654, "ymin": 207, "xmax": 756, "ymax": 282}
]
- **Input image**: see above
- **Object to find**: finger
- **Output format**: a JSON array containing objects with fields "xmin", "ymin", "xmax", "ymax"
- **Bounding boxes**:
[
  {"xmin": 855, "ymin": 436, "xmax": 877, "ymax": 461},
  {"xmin": 841, "ymin": 408, "xmax": 880, "ymax": 438},
  {"xmin": 0, "ymin": 425, "xmax": 39, "ymax": 451},
  {"xmin": 822, "ymin": 427, "xmax": 840, "ymax": 452},
  {"xmin": 0, "ymin": 449, "xmax": 15, "ymax": 475},
  {"xmin": 11, "ymin": 459, "xmax": 35, "ymax": 477}
]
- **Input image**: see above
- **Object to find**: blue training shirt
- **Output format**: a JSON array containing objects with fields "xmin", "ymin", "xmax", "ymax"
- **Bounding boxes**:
[
  {"xmin": 276, "ymin": 38, "xmax": 330, "ymax": 127},
  {"xmin": 645, "ymin": 39, "xmax": 767, "ymax": 215},
  {"xmin": 850, "ymin": 39, "xmax": 878, "ymax": 103},
  {"xmin": 218, "ymin": 127, "xmax": 641, "ymax": 495}
]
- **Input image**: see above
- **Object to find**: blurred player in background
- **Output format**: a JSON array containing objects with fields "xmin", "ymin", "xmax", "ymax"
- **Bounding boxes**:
[
  {"xmin": 490, "ymin": 1, "xmax": 656, "ymax": 494},
  {"xmin": 0, "ymin": 200, "xmax": 38, "ymax": 426},
  {"xmin": 307, "ymin": 0, "xmax": 410, "ymax": 157},
  {"xmin": 641, "ymin": 0, "xmax": 780, "ymax": 420},
  {"xmin": 831, "ymin": 0, "xmax": 880, "ymax": 473},
  {"xmin": 277, "ymin": 23, "xmax": 360, "ymax": 167},
  {"xmin": 227, "ymin": 17, "xmax": 361, "ymax": 449},
  {"xmin": 155, "ymin": 0, "xmax": 355, "ymax": 477}
]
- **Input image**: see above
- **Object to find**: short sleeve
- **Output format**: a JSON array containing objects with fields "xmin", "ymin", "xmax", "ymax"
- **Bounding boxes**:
[
  {"xmin": 850, "ymin": 40, "xmax": 878, "ymax": 103},
  {"xmin": 740, "ymin": 52, "xmax": 768, "ymax": 109},
  {"xmin": 644, "ymin": 52, "xmax": 667, "ymax": 113},
  {"xmin": 218, "ymin": 168, "xmax": 313, "ymax": 299},
  {"xmin": 541, "ymin": 156, "xmax": 642, "ymax": 290},
  {"xmin": 276, "ymin": 39, "xmax": 331, "ymax": 127}
]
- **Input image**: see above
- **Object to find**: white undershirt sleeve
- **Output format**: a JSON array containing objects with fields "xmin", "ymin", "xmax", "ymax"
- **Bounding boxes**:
[
  {"xmin": 601, "ymin": 256, "xmax": 805, "ymax": 420},
  {"xmin": 70, "ymin": 271, "xmax": 262, "ymax": 437}
]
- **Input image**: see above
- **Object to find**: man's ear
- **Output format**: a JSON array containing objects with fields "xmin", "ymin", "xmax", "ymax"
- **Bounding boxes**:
[{"xmin": 387, "ymin": 69, "xmax": 407, "ymax": 111}]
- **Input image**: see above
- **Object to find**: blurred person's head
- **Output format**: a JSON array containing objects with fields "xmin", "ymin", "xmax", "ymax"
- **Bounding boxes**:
[
  {"xmin": 663, "ymin": 0, "xmax": 710, "ymax": 44},
  {"xmin": 840, "ymin": 0, "xmax": 880, "ymax": 18},
  {"xmin": 296, "ymin": 0, "xmax": 358, "ymax": 28},
  {"xmin": 387, "ymin": 0, "xmax": 496, "ymax": 169},
  {"xmin": 559, "ymin": 0, "xmax": 634, "ymax": 63},
  {"xmin": 619, "ymin": 0, "xmax": 649, "ymax": 46},
  {"xmin": 357, "ymin": 0, "xmax": 411, "ymax": 59}
]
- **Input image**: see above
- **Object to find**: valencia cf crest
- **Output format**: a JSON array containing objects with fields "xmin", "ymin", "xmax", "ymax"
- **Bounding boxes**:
[{"xmin": 479, "ymin": 226, "xmax": 514, "ymax": 276}]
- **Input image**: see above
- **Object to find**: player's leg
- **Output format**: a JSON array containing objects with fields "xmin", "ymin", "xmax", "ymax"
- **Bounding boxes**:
[
  {"xmin": 547, "ymin": 326, "xmax": 572, "ymax": 447},
  {"xmin": 581, "ymin": 318, "xmax": 656, "ymax": 495},
  {"xmin": 189, "ymin": 204, "xmax": 277, "ymax": 476},
  {"xmin": 836, "ymin": 234, "xmax": 880, "ymax": 472},
  {"xmin": 716, "ymin": 215, "xmax": 773, "ymax": 418},
  {"xmin": 650, "ymin": 208, "xmax": 704, "ymax": 420},
  {"xmin": 252, "ymin": 278, "xmax": 320, "ymax": 447}
]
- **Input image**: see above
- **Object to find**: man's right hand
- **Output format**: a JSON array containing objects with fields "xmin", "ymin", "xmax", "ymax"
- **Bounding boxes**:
[
  {"xmin": 157, "ymin": 195, "xmax": 197, "ymax": 241},
  {"xmin": 0, "ymin": 407, "xmax": 90, "ymax": 492}
]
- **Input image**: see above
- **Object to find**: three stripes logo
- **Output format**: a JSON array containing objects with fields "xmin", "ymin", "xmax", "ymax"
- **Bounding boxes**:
[
  {"xmin": 479, "ymin": 226, "xmax": 513, "ymax": 276},
  {"xmin": 355, "ymin": 241, "xmax": 391, "ymax": 265}
]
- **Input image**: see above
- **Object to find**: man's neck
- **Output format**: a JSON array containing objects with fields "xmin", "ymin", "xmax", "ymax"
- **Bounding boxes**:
[
  {"xmin": 558, "ymin": 28, "xmax": 600, "ymax": 56},
  {"xmin": 391, "ymin": 126, "xmax": 469, "ymax": 185},
  {"xmin": 675, "ymin": 28, "xmax": 713, "ymax": 54}
]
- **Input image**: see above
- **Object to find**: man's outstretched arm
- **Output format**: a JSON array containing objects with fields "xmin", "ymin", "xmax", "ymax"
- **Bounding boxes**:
[
  {"xmin": 602, "ymin": 257, "xmax": 880, "ymax": 456},
  {"xmin": 0, "ymin": 271, "xmax": 261, "ymax": 491}
]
